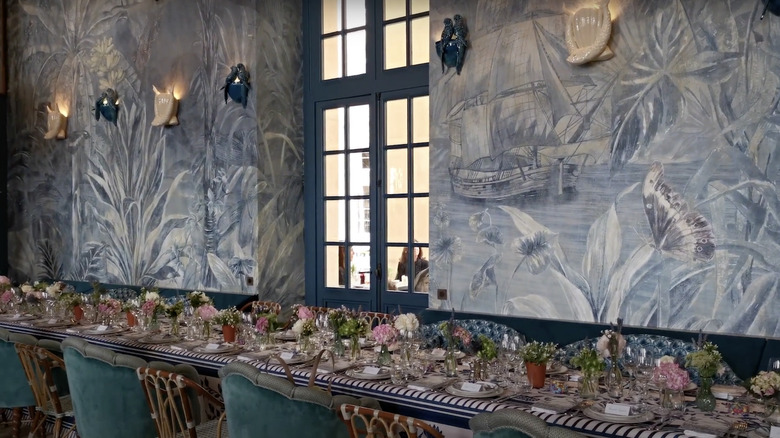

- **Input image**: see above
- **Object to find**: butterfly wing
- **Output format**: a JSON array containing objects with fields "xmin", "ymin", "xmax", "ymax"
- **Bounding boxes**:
[{"xmin": 643, "ymin": 162, "xmax": 715, "ymax": 263}]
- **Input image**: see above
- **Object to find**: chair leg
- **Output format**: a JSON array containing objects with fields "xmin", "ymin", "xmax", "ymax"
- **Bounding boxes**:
[
  {"xmin": 27, "ymin": 411, "xmax": 45, "ymax": 438},
  {"xmin": 11, "ymin": 408, "xmax": 22, "ymax": 438},
  {"xmin": 53, "ymin": 417, "xmax": 63, "ymax": 438}
]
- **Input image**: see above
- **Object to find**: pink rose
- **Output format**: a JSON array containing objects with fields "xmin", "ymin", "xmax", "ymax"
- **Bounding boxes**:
[
  {"xmin": 297, "ymin": 306, "xmax": 315, "ymax": 320},
  {"xmin": 255, "ymin": 317, "xmax": 269, "ymax": 334},
  {"xmin": 196, "ymin": 305, "xmax": 218, "ymax": 321},
  {"xmin": 372, "ymin": 324, "xmax": 398, "ymax": 345},
  {"xmin": 1, "ymin": 290, "xmax": 13, "ymax": 304},
  {"xmin": 141, "ymin": 300, "xmax": 157, "ymax": 316},
  {"xmin": 0, "ymin": 276, "xmax": 10, "ymax": 285}
]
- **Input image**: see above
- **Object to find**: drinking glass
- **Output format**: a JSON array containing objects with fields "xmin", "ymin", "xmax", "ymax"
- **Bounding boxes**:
[
  {"xmin": 769, "ymin": 357, "xmax": 780, "ymax": 372},
  {"xmin": 634, "ymin": 348, "xmax": 655, "ymax": 407}
]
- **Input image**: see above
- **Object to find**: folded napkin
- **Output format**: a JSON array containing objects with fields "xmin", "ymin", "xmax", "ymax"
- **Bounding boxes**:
[
  {"xmin": 65, "ymin": 328, "xmax": 80, "ymax": 333},
  {"xmin": 683, "ymin": 431, "xmax": 717, "ymax": 438},
  {"xmin": 237, "ymin": 355, "xmax": 258, "ymax": 362},
  {"xmin": 407, "ymin": 384, "xmax": 431, "ymax": 392},
  {"xmin": 531, "ymin": 399, "xmax": 576, "ymax": 415},
  {"xmin": 169, "ymin": 345, "xmax": 186, "ymax": 351}
]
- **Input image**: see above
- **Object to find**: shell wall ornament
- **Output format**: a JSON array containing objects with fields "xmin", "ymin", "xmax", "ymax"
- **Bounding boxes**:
[
  {"xmin": 761, "ymin": 0, "xmax": 780, "ymax": 19},
  {"xmin": 95, "ymin": 88, "xmax": 119, "ymax": 125},
  {"xmin": 435, "ymin": 14, "xmax": 468, "ymax": 75},
  {"xmin": 151, "ymin": 85, "xmax": 179, "ymax": 126},
  {"xmin": 221, "ymin": 63, "xmax": 251, "ymax": 108},
  {"xmin": 565, "ymin": 0, "xmax": 613, "ymax": 65},
  {"xmin": 44, "ymin": 104, "xmax": 67, "ymax": 140}
]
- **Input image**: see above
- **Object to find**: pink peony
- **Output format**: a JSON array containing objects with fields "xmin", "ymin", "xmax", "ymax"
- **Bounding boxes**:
[
  {"xmin": 452, "ymin": 326, "xmax": 472, "ymax": 346},
  {"xmin": 196, "ymin": 305, "xmax": 218, "ymax": 321},
  {"xmin": 652, "ymin": 361, "xmax": 691, "ymax": 391},
  {"xmin": 1, "ymin": 290, "xmax": 13, "ymax": 304},
  {"xmin": 255, "ymin": 317, "xmax": 269, "ymax": 334},
  {"xmin": 372, "ymin": 324, "xmax": 398, "ymax": 345},
  {"xmin": 0, "ymin": 276, "xmax": 10, "ymax": 285},
  {"xmin": 141, "ymin": 300, "xmax": 157, "ymax": 316},
  {"xmin": 297, "ymin": 306, "xmax": 315, "ymax": 320}
]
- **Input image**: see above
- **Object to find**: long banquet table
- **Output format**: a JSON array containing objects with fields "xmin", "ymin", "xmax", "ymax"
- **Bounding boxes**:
[{"xmin": 0, "ymin": 317, "xmax": 770, "ymax": 438}]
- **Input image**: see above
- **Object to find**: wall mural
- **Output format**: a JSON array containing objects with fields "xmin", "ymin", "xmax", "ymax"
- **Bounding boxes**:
[
  {"xmin": 429, "ymin": 0, "xmax": 780, "ymax": 337},
  {"xmin": 5, "ymin": 0, "xmax": 304, "ymax": 306}
]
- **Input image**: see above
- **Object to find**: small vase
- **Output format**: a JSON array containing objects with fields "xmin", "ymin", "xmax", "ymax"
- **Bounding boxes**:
[
  {"xmin": 580, "ymin": 373, "xmax": 600, "ymax": 399},
  {"xmin": 606, "ymin": 365, "xmax": 624, "ymax": 398},
  {"xmin": 147, "ymin": 315, "xmax": 160, "ymax": 333},
  {"xmin": 201, "ymin": 319, "xmax": 211, "ymax": 340},
  {"xmin": 170, "ymin": 315, "xmax": 180, "ymax": 338},
  {"xmin": 298, "ymin": 334, "xmax": 313, "ymax": 354},
  {"xmin": 349, "ymin": 336, "xmax": 361, "ymax": 362},
  {"xmin": 695, "ymin": 377, "xmax": 716, "ymax": 412},
  {"xmin": 377, "ymin": 344, "xmax": 392, "ymax": 367},
  {"xmin": 444, "ymin": 347, "xmax": 459, "ymax": 378},
  {"xmin": 73, "ymin": 305, "xmax": 84, "ymax": 322},
  {"xmin": 258, "ymin": 332, "xmax": 275, "ymax": 350},
  {"xmin": 126, "ymin": 311, "xmax": 136, "ymax": 327},
  {"xmin": 662, "ymin": 387, "xmax": 685, "ymax": 411},
  {"xmin": 333, "ymin": 333, "xmax": 346, "ymax": 357},
  {"xmin": 526, "ymin": 362, "xmax": 547, "ymax": 389},
  {"xmin": 222, "ymin": 325, "xmax": 236, "ymax": 343}
]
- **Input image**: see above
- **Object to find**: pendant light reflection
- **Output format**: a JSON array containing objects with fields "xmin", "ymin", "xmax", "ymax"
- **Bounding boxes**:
[
  {"xmin": 151, "ymin": 85, "xmax": 179, "ymax": 126},
  {"xmin": 44, "ymin": 104, "xmax": 67, "ymax": 140}
]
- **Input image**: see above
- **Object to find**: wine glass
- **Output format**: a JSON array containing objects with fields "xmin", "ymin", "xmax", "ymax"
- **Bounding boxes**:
[{"xmin": 634, "ymin": 348, "xmax": 655, "ymax": 408}]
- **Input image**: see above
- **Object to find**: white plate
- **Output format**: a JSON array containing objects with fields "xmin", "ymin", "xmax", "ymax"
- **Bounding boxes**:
[
  {"xmin": 0, "ymin": 313, "xmax": 37, "ymax": 322},
  {"xmin": 269, "ymin": 352, "xmax": 311, "ymax": 365},
  {"xmin": 137, "ymin": 333, "xmax": 180, "ymax": 344},
  {"xmin": 34, "ymin": 320, "xmax": 74, "ymax": 329},
  {"xmin": 423, "ymin": 350, "xmax": 466, "ymax": 361},
  {"xmin": 346, "ymin": 367, "xmax": 392, "ymax": 380},
  {"xmin": 445, "ymin": 381, "xmax": 503, "ymax": 398},
  {"xmin": 193, "ymin": 344, "xmax": 241, "ymax": 355},
  {"xmin": 583, "ymin": 405, "xmax": 655, "ymax": 424},
  {"xmin": 547, "ymin": 365, "xmax": 569, "ymax": 375},
  {"xmin": 82, "ymin": 326, "xmax": 127, "ymax": 335}
]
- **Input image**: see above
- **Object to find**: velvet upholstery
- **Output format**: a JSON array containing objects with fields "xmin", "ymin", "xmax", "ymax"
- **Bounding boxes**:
[
  {"xmin": 218, "ymin": 362, "xmax": 380, "ymax": 438},
  {"xmin": 470, "ymin": 409, "xmax": 586, "ymax": 438},
  {"xmin": 0, "ymin": 328, "xmax": 37, "ymax": 407},
  {"xmin": 61, "ymin": 337, "xmax": 202, "ymax": 438}
]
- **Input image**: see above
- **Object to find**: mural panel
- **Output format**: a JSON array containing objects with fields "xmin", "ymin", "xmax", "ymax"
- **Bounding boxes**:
[
  {"xmin": 429, "ymin": 0, "xmax": 780, "ymax": 336},
  {"xmin": 5, "ymin": 0, "xmax": 304, "ymax": 306}
]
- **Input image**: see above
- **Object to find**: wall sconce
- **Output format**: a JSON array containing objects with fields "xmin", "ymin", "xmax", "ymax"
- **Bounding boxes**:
[
  {"xmin": 435, "ymin": 14, "xmax": 468, "ymax": 75},
  {"xmin": 761, "ymin": 0, "xmax": 780, "ymax": 19},
  {"xmin": 94, "ymin": 88, "xmax": 119, "ymax": 125},
  {"xmin": 44, "ymin": 104, "xmax": 67, "ymax": 140},
  {"xmin": 565, "ymin": 0, "xmax": 614, "ymax": 65},
  {"xmin": 151, "ymin": 85, "xmax": 179, "ymax": 126},
  {"xmin": 221, "ymin": 63, "xmax": 251, "ymax": 108}
]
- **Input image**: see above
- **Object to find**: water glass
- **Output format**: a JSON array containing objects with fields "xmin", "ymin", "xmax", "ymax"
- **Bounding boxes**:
[{"xmin": 390, "ymin": 364, "xmax": 407, "ymax": 385}]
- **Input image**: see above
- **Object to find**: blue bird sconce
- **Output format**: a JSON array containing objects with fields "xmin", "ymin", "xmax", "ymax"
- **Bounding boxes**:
[
  {"xmin": 435, "ymin": 14, "xmax": 468, "ymax": 75},
  {"xmin": 761, "ymin": 0, "xmax": 780, "ymax": 19},
  {"xmin": 221, "ymin": 63, "xmax": 251, "ymax": 108},
  {"xmin": 95, "ymin": 88, "xmax": 119, "ymax": 125}
]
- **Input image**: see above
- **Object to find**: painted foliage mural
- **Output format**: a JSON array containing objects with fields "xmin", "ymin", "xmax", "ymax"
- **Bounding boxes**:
[
  {"xmin": 429, "ymin": 0, "xmax": 780, "ymax": 336},
  {"xmin": 5, "ymin": 0, "xmax": 304, "ymax": 304}
]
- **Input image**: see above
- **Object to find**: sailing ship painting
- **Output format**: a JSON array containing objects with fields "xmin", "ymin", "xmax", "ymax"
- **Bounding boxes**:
[{"xmin": 447, "ymin": 9, "xmax": 612, "ymax": 200}]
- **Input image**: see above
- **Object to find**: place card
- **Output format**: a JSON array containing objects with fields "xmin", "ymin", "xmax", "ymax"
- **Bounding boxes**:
[
  {"xmin": 96, "ymin": 325, "xmax": 109, "ymax": 332},
  {"xmin": 362, "ymin": 366, "xmax": 381, "ymax": 375},
  {"xmin": 460, "ymin": 382, "xmax": 483, "ymax": 392},
  {"xmin": 770, "ymin": 425, "xmax": 780, "ymax": 438},
  {"xmin": 205, "ymin": 343, "xmax": 221, "ymax": 350},
  {"xmin": 47, "ymin": 318, "xmax": 58, "ymax": 324},
  {"xmin": 431, "ymin": 348, "xmax": 446, "ymax": 357},
  {"xmin": 604, "ymin": 403, "xmax": 632, "ymax": 416},
  {"xmin": 169, "ymin": 345, "xmax": 185, "ymax": 351},
  {"xmin": 237, "ymin": 355, "xmax": 254, "ymax": 362},
  {"xmin": 280, "ymin": 351, "xmax": 295, "ymax": 360}
]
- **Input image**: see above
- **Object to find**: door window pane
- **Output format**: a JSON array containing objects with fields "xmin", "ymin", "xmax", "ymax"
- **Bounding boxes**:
[
  {"xmin": 326, "ymin": 245, "xmax": 343, "ymax": 287},
  {"xmin": 322, "ymin": 36, "xmax": 343, "ymax": 80},
  {"xmin": 384, "ymin": 21, "xmax": 407, "ymax": 70},
  {"xmin": 322, "ymin": 0, "xmax": 342, "ymax": 33},
  {"xmin": 386, "ymin": 198, "xmax": 408, "ymax": 243},
  {"xmin": 410, "ymin": 0, "xmax": 429, "ymax": 15},
  {"xmin": 325, "ymin": 154, "xmax": 345, "ymax": 196},
  {"xmin": 345, "ymin": 30, "xmax": 366, "ymax": 76},
  {"xmin": 384, "ymin": 0, "xmax": 405, "ymax": 20},
  {"xmin": 387, "ymin": 247, "xmax": 405, "ymax": 287},
  {"xmin": 325, "ymin": 200, "xmax": 345, "ymax": 241},
  {"xmin": 324, "ymin": 107, "xmax": 344, "ymax": 151},
  {"xmin": 412, "ymin": 97, "xmax": 428, "ymax": 143},
  {"xmin": 352, "ymin": 245, "xmax": 370, "ymax": 288},
  {"xmin": 411, "ymin": 246, "xmax": 430, "ymax": 294},
  {"xmin": 413, "ymin": 147, "xmax": 429, "ymax": 193},
  {"xmin": 348, "ymin": 105, "xmax": 370, "ymax": 149},
  {"xmin": 410, "ymin": 16, "xmax": 429, "ymax": 66},
  {"xmin": 345, "ymin": 0, "xmax": 366, "ymax": 29},
  {"xmin": 348, "ymin": 152, "xmax": 370, "ymax": 196},
  {"xmin": 349, "ymin": 199, "xmax": 370, "ymax": 241},
  {"xmin": 385, "ymin": 99, "xmax": 408, "ymax": 146},
  {"xmin": 386, "ymin": 149, "xmax": 408, "ymax": 195},
  {"xmin": 413, "ymin": 197, "xmax": 429, "ymax": 244}
]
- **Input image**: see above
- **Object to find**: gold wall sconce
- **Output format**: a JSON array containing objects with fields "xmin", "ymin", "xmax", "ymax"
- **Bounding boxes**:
[
  {"xmin": 44, "ymin": 104, "xmax": 67, "ymax": 140},
  {"xmin": 151, "ymin": 85, "xmax": 179, "ymax": 126},
  {"xmin": 565, "ymin": 0, "xmax": 614, "ymax": 65}
]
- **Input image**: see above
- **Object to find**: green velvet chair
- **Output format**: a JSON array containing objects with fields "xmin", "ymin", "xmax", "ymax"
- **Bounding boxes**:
[
  {"xmin": 0, "ymin": 328, "xmax": 38, "ymax": 438},
  {"xmin": 470, "ymin": 409, "xmax": 587, "ymax": 438},
  {"xmin": 218, "ymin": 361, "xmax": 379, "ymax": 438},
  {"xmin": 61, "ymin": 336, "xmax": 202, "ymax": 438}
]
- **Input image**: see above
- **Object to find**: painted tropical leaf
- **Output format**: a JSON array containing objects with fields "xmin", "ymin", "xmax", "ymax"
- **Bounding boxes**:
[
  {"xmin": 721, "ymin": 273, "xmax": 780, "ymax": 336},
  {"xmin": 604, "ymin": 245, "xmax": 658, "ymax": 322},
  {"xmin": 503, "ymin": 294, "xmax": 563, "ymax": 319},
  {"xmin": 207, "ymin": 253, "xmax": 240, "ymax": 289},
  {"xmin": 476, "ymin": 225, "xmax": 503, "ymax": 247},
  {"xmin": 469, "ymin": 253, "xmax": 501, "ymax": 299}
]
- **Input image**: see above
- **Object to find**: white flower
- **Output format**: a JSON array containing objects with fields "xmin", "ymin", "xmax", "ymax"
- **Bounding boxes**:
[
  {"xmin": 596, "ymin": 330, "xmax": 626, "ymax": 358},
  {"xmin": 45, "ymin": 284, "xmax": 62, "ymax": 297},
  {"xmin": 393, "ymin": 313, "xmax": 419, "ymax": 334},
  {"xmin": 659, "ymin": 355, "xmax": 676, "ymax": 364},
  {"xmin": 145, "ymin": 291, "xmax": 160, "ymax": 302},
  {"xmin": 21, "ymin": 284, "xmax": 34, "ymax": 294},
  {"xmin": 291, "ymin": 319, "xmax": 306, "ymax": 335}
]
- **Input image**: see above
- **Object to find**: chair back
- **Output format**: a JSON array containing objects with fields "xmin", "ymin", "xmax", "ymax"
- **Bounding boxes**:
[
  {"xmin": 0, "ymin": 328, "xmax": 37, "ymax": 408},
  {"xmin": 219, "ymin": 362, "xmax": 357, "ymax": 438},
  {"xmin": 62, "ymin": 337, "xmax": 201, "ymax": 438},
  {"xmin": 136, "ymin": 367, "xmax": 225, "ymax": 438},
  {"xmin": 339, "ymin": 403, "xmax": 443, "ymax": 438},
  {"xmin": 470, "ymin": 409, "xmax": 555, "ymax": 438},
  {"xmin": 15, "ymin": 343, "xmax": 75, "ymax": 436},
  {"xmin": 359, "ymin": 311, "xmax": 394, "ymax": 328},
  {"xmin": 239, "ymin": 300, "xmax": 282, "ymax": 315}
]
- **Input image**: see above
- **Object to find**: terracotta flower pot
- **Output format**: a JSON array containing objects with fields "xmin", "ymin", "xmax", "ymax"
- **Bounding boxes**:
[
  {"xmin": 73, "ymin": 305, "xmax": 84, "ymax": 322},
  {"xmin": 222, "ymin": 325, "xmax": 237, "ymax": 343},
  {"xmin": 126, "ymin": 311, "xmax": 137, "ymax": 327},
  {"xmin": 526, "ymin": 361, "xmax": 547, "ymax": 389}
]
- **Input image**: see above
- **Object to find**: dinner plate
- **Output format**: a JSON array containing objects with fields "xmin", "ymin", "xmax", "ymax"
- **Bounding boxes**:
[
  {"xmin": 193, "ymin": 344, "xmax": 241, "ymax": 355},
  {"xmin": 346, "ymin": 366, "xmax": 392, "ymax": 380},
  {"xmin": 423, "ymin": 350, "xmax": 466, "ymax": 361},
  {"xmin": 274, "ymin": 331, "xmax": 298, "ymax": 341},
  {"xmin": 269, "ymin": 352, "xmax": 311, "ymax": 365},
  {"xmin": 445, "ymin": 381, "xmax": 503, "ymax": 398},
  {"xmin": 0, "ymin": 313, "xmax": 37, "ymax": 322},
  {"xmin": 546, "ymin": 365, "xmax": 569, "ymax": 375},
  {"xmin": 34, "ymin": 319, "xmax": 74, "ymax": 329},
  {"xmin": 712, "ymin": 384, "xmax": 746, "ymax": 400},
  {"xmin": 137, "ymin": 333, "xmax": 180, "ymax": 344},
  {"xmin": 583, "ymin": 404, "xmax": 655, "ymax": 424},
  {"xmin": 82, "ymin": 326, "xmax": 127, "ymax": 335}
]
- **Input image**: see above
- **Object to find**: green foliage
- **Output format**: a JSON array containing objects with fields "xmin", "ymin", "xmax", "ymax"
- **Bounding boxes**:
[
  {"xmin": 685, "ymin": 341, "xmax": 723, "ymax": 378},
  {"xmin": 570, "ymin": 347, "xmax": 605, "ymax": 376},
  {"xmin": 475, "ymin": 335, "xmax": 498, "ymax": 361},
  {"xmin": 213, "ymin": 307, "xmax": 242, "ymax": 327},
  {"xmin": 521, "ymin": 341, "xmax": 558, "ymax": 364}
]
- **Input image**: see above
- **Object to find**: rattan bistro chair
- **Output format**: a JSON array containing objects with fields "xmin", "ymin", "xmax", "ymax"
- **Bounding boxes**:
[
  {"xmin": 15, "ymin": 344, "xmax": 76, "ymax": 438},
  {"xmin": 136, "ymin": 367, "xmax": 227, "ymax": 438},
  {"xmin": 0, "ymin": 328, "xmax": 38, "ymax": 438},
  {"xmin": 238, "ymin": 300, "xmax": 282, "ymax": 315},
  {"xmin": 470, "ymin": 409, "xmax": 587, "ymax": 438},
  {"xmin": 339, "ymin": 403, "xmax": 443, "ymax": 438}
]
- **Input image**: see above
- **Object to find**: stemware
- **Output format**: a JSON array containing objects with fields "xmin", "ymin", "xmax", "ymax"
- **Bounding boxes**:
[
  {"xmin": 769, "ymin": 357, "xmax": 780, "ymax": 372},
  {"xmin": 633, "ymin": 348, "xmax": 655, "ymax": 407}
]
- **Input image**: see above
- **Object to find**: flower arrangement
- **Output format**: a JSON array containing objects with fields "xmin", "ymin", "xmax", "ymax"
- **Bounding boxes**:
[
  {"xmin": 121, "ymin": 298, "xmax": 139, "ymax": 313},
  {"xmin": 140, "ymin": 290, "xmax": 166, "ymax": 320},
  {"xmin": 255, "ymin": 313, "xmax": 280, "ymax": 334},
  {"xmin": 292, "ymin": 317, "xmax": 316, "ymax": 337},
  {"xmin": 749, "ymin": 371, "xmax": 780, "ymax": 400},
  {"xmin": 570, "ymin": 346, "xmax": 606, "ymax": 376},
  {"xmin": 338, "ymin": 315, "xmax": 368, "ymax": 339},
  {"xmin": 57, "ymin": 291, "xmax": 83, "ymax": 309},
  {"xmin": 521, "ymin": 340, "xmax": 558, "ymax": 364},
  {"xmin": 372, "ymin": 323, "xmax": 398, "ymax": 346},
  {"xmin": 89, "ymin": 282, "xmax": 107, "ymax": 305},
  {"xmin": 165, "ymin": 300, "xmax": 185, "ymax": 319},
  {"xmin": 685, "ymin": 341, "xmax": 723, "ymax": 379},
  {"xmin": 97, "ymin": 298, "xmax": 121, "ymax": 317},
  {"xmin": 213, "ymin": 307, "xmax": 242, "ymax": 327},
  {"xmin": 21, "ymin": 283, "xmax": 45, "ymax": 302},
  {"xmin": 652, "ymin": 361, "xmax": 691, "ymax": 391},
  {"xmin": 473, "ymin": 335, "xmax": 498, "ymax": 361},
  {"xmin": 596, "ymin": 319, "xmax": 625, "ymax": 358},
  {"xmin": 328, "ymin": 306, "xmax": 350, "ymax": 335},
  {"xmin": 394, "ymin": 313, "xmax": 419, "ymax": 336},
  {"xmin": 0, "ymin": 276, "xmax": 11, "ymax": 291},
  {"xmin": 195, "ymin": 304, "xmax": 218, "ymax": 322},
  {"xmin": 439, "ymin": 317, "xmax": 472, "ymax": 350},
  {"xmin": 187, "ymin": 291, "xmax": 212, "ymax": 309},
  {"xmin": 45, "ymin": 281, "xmax": 66, "ymax": 298},
  {"xmin": 1, "ymin": 289, "xmax": 14, "ymax": 305}
]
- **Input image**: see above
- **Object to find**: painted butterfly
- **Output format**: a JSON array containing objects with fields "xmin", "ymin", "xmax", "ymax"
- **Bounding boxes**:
[{"xmin": 643, "ymin": 162, "xmax": 715, "ymax": 263}]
